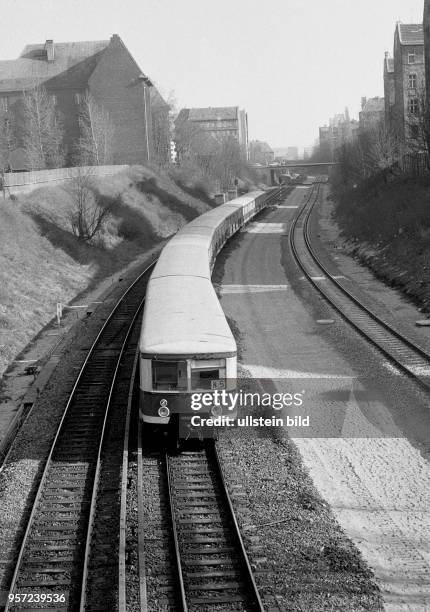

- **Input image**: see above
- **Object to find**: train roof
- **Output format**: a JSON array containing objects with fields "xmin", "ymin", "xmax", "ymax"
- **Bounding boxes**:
[
  {"xmin": 152, "ymin": 241, "xmax": 211, "ymax": 280},
  {"xmin": 140, "ymin": 276, "xmax": 236, "ymax": 357},
  {"xmin": 140, "ymin": 190, "xmax": 268, "ymax": 359}
]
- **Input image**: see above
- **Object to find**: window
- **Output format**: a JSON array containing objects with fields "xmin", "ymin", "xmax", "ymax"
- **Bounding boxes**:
[
  {"xmin": 190, "ymin": 359, "xmax": 226, "ymax": 391},
  {"xmin": 408, "ymin": 51, "xmax": 416, "ymax": 64},
  {"xmin": 51, "ymin": 94, "xmax": 57, "ymax": 105},
  {"xmin": 409, "ymin": 98, "xmax": 419, "ymax": 115},
  {"xmin": 410, "ymin": 125, "xmax": 419, "ymax": 139},
  {"xmin": 152, "ymin": 360, "xmax": 187, "ymax": 390},
  {"xmin": 0, "ymin": 97, "xmax": 8, "ymax": 111},
  {"xmin": 408, "ymin": 73, "xmax": 417, "ymax": 89},
  {"xmin": 75, "ymin": 92, "xmax": 82, "ymax": 105},
  {"xmin": 191, "ymin": 368, "xmax": 223, "ymax": 390}
]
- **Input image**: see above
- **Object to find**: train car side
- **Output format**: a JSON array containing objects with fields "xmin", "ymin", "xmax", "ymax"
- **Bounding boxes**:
[{"xmin": 139, "ymin": 189, "xmax": 276, "ymax": 442}]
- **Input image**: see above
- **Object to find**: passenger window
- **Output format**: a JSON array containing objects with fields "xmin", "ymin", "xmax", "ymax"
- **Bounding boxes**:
[{"xmin": 153, "ymin": 360, "xmax": 187, "ymax": 390}]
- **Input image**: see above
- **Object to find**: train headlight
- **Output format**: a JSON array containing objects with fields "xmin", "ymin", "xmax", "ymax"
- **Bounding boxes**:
[
  {"xmin": 211, "ymin": 404, "xmax": 222, "ymax": 417},
  {"xmin": 158, "ymin": 399, "xmax": 170, "ymax": 418}
]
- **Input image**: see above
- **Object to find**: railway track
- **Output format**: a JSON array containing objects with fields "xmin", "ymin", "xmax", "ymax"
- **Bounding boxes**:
[
  {"xmin": 290, "ymin": 180, "xmax": 430, "ymax": 390},
  {"xmin": 138, "ymin": 437, "xmax": 265, "ymax": 612},
  {"xmin": 4, "ymin": 263, "xmax": 155, "ymax": 612}
]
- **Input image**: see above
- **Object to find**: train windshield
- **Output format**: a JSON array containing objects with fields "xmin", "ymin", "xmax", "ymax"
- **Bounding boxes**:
[
  {"xmin": 153, "ymin": 360, "xmax": 187, "ymax": 390},
  {"xmin": 191, "ymin": 359, "xmax": 226, "ymax": 390}
]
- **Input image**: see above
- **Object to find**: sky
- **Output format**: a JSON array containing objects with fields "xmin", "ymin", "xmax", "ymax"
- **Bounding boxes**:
[{"xmin": 0, "ymin": 0, "xmax": 424, "ymax": 151}]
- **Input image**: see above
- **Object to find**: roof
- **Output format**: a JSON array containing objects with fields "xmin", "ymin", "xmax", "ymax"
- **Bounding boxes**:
[
  {"xmin": 140, "ymin": 276, "xmax": 237, "ymax": 356},
  {"xmin": 140, "ymin": 192, "xmax": 263, "ymax": 357},
  {"xmin": 188, "ymin": 107, "xmax": 238, "ymax": 122},
  {"xmin": 398, "ymin": 23, "xmax": 424, "ymax": 45},
  {"xmin": 361, "ymin": 97, "xmax": 385, "ymax": 113},
  {"xmin": 0, "ymin": 39, "xmax": 109, "ymax": 92}
]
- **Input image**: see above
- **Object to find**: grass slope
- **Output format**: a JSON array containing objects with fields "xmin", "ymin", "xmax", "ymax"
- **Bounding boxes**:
[
  {"xmin": 332, "ymin": 176, "xmax": 430, "ymax": 314},
  {"xmin": 0, "ymin": 165, "xmax": 211, "ymax": 377}
]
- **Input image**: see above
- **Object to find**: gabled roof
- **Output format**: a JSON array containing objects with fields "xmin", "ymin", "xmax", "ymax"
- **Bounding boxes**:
[
  {"xmin": 397, "ymin": 23, "xmax": 424, "ymax": 45},
  {"xmin": 188, "ymin": 107, "xmax": 238, "ymax": 122},
  {"xmin": 0, "ymin": 39, "xmax": 109, "ymax": 92}
]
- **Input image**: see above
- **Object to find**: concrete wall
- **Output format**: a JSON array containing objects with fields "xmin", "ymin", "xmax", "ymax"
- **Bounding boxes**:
[{"xmin": 3, "ymin": 165, "xmax": 128, "ymax": 196}]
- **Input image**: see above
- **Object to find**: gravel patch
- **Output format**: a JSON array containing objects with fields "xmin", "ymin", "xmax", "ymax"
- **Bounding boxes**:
[{"xmin": 215, "ymin": 362, "xmax": 382, "ymax": 611}]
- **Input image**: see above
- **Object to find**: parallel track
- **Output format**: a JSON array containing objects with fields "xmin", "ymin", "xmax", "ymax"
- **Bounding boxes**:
[
  {"xmin": 290, "ymin": 180, "xmax": 430, "ymax": 390},
  {"xmin": 139, "ymin": 440, "xmax": 264, "ymax": 612},
  {"xmin": 4, "ymin": 263, "xmax": 155, "ymax": 612}
]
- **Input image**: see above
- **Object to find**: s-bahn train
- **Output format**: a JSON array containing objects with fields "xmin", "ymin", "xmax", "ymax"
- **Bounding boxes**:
[{"xmin": 139, "ymin": 188, "xmax": 277, "ymax": 444}]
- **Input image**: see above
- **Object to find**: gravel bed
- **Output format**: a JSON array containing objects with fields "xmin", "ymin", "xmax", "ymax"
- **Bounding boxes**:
[
  {"xmin": 0, "ymin": 255, "xmax": 157, "ymax": 596},
  {"xmin": 215, "ymin": 367, "xmax": 383, "ymax": 612},
  {"xmin": 125, "ymin": 443, "xmax": 140, "ymax": 611},
  {"xmin": 138, "ymin": 449, "xmax": 176, "ymax": 611}
]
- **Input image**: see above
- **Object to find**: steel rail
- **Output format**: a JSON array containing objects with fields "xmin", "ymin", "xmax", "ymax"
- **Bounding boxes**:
[
  {"xmin": 79, "ymin": 299, "xmax": 145, "ymax": 611},
  {"xmin": 4, "ymin": 260, "xmax": 156, "ymax": 612},
  {"xmin": 290, "ymin": 180, "xmax": 430, "ymax": 390},
  {"xmin": 165, "ymin": 453, "xmax": 189, "ymax": 612},
  {"xmin": 163, "ymin": 442, "xmax": 264, "ymax": 611},
  {"xmin": 118, "ymin": 346, "xmax": 140, "ymax": 612},
  {"xmin": 211, "ymin": 442, "xmax": 265, "ymax": 611}
]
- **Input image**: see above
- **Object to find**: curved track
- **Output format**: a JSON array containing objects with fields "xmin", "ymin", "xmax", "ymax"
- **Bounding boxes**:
[
  {"xmin": 290, "ymin": 180, "xmax": 430, "ymax": 390},
  {"xmin": 138, "ymin": 439, "xmax": 264, "ymax": 612},
  {"xmin": 4, "ymin": 263, "xmax": 155, "ymax": 612}
]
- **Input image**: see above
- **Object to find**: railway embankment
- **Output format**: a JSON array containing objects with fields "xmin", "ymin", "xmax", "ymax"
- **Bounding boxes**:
[
  {"xmin": 0, "ymin": 164, "xmax": 211, "ymax": 379},
  {"xmin": 331, "ymin": 176, "xmax": 430, "ymax": 315}
]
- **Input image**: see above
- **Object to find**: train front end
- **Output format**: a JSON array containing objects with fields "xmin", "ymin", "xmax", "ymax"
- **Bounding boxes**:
[{"xmin": 139, "ymin": 275, "xmax": 238, "ymax": 444}]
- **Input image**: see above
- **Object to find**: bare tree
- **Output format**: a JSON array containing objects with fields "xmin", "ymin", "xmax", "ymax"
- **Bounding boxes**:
[
  {"xmin": 77, "ymin": 92, "xmax": 115, "ymax": 166},
  {"xmin": 22, "ymin": 84, "xmax": 64, "ymax": 169},
  {"xmin": 65, "ymin": 167, "xmax": 116, "ymax": 242},
  {"xmin": 150, "ymin": 88, "xmax": 174, "ymax": 167},
  {"xmin": 0, "ymin": 108, "xmax": 16, "ymax": 170},
  {"xmin": 174, "ymin": 119, "xmax": 209, "ymax": 162},
  {"xmin": 405, "ymin": 85, "xmax": 430, "ymax": 171},
  {"xmin": 212, "ymin": 136, "xmax": 243, "ymax": 191},
  {"xmin": 368, "ymin": 124, "xmax": 401, "ymax": 181}
]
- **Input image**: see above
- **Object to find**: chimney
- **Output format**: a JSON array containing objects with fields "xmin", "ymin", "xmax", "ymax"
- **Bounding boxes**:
[
  {"xmin": 361, "ymin": 96, "xmax": 367, "ymax": 110},
  {"xmin": 385, "ymin": 51, "xmax": 389, "ymax": 59},
  {"xmin": 45, "ymin": 39, "xmax": 54, "ymax": 61}
]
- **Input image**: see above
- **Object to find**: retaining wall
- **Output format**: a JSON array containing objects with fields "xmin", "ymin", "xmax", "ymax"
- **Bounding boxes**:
[{"xmin": 3, "ymin": 165, "xmax": 129, "ymax": 196}]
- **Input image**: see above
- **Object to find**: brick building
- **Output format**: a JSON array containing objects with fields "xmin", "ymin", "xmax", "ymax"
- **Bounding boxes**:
[
  {"xmin": 384, "ymin": 23, "xmax": 425, "ymax": 144},
  {"xmin": 383, "ymin": 52, "xmax": 395, "ymax": 130},
  {"xmin": 175, "ymin": 106, "xmax": 249, "ymax": 159},
  {"xmin": 359, "ymin": 96, "xmax": 385, "ymax": 132},
  {"xmin": 318, "ymin": 109, "xmax": 358, "ymax": 158},
  {"xmin": 0, "ymin": 35, "xmax": 169, "ymax": 167}
]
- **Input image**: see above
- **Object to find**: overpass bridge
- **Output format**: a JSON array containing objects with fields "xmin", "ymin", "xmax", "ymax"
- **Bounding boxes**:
[
  {"xmin": 248, "ymin": 160, "xmax": 338, "ymax": 185},
  {"xmin": 249, "ymin": 161, "xmax": 340, "ymax": 169}
]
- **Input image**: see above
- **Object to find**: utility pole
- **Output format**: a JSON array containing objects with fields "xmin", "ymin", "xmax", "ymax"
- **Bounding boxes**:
[{"xmin": 138, "ymin": 74, "xmax": 153, "ymax": 163}]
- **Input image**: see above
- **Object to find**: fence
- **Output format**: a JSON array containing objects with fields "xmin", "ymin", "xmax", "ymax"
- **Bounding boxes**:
[{"xmin": 2, "ymin": 165, "xmax": 129, "ymax": 196}]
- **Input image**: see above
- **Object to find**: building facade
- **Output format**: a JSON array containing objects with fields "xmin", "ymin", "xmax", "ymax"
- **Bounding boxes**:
[
  {"xmin": 175, "ymin": 106, "xmax": 249, "ymax": 159},
  {"xmin": 318, "ymin": 110, "xmax": 358, "ymax": 158},
  {"xmin": 384, "ymin": 23, "xmax": 425, "ymax": 144},
  {"xmin": 0, "ymin": 35, "xmax": 169, "ymax": 168},
  {"xmin": 359, "ymin": 96, "xmax": 385, "ymax": 132}
]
